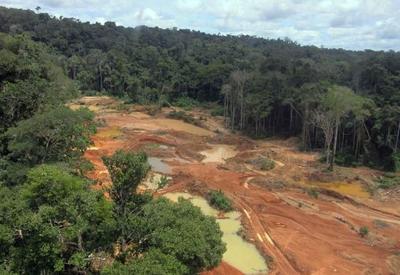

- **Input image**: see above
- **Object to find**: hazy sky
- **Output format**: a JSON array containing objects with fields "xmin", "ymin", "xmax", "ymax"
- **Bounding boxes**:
[{"xmin": 1, "ymin": 0, "xmax": 400, "ymax": 51}]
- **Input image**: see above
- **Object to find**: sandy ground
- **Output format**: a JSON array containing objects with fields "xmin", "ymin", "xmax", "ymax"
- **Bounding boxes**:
[{"xmin": 73, "ymin": 96, "xmax": 400, "ymax": 275}]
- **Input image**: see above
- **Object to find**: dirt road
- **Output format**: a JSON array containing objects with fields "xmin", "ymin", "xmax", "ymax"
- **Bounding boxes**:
[{"xmin": 76, "ymin": 96, "xmax": 400, "ymax": 275}]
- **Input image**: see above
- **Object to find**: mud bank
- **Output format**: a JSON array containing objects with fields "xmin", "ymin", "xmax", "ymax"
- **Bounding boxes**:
[{"xmin": 77, "ymin": 96, "xmax": 400, "ymax": 275}]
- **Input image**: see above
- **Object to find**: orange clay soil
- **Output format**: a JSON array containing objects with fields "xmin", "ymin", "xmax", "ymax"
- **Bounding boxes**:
[{"xmin": 76, "ymin": 96, "xmax": 400, "ymax": 275}]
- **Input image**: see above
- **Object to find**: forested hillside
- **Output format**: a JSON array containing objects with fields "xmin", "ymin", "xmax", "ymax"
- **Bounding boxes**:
[
  {"xmin": 0, "ymin": 8, "xmax": 225, "ymax": 275},
  {"xmin": 1, "ymin": 5, "xmax": 400, "ymax": 274},
  {"xmin": 2, "ymin": 6, "xmax": 399, "ymax": 171}
]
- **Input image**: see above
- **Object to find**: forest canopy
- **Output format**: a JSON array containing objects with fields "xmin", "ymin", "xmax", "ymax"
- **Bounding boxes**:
[
  {"xmin": 1, "ymin": 4, "xmax": 400, "ymax": 273},
  {"xmin": 1, "ymin": 6, "xmax": 399, "ymax": 171},
  {"xmin": 0, "ymin": 8, "xmax": 226, "ymax": 274}
]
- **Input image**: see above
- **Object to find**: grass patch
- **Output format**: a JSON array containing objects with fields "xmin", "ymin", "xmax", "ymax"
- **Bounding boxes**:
[
  {"xmin": 248, "ymin": 157, "xmax": 275, "ymax": 171},
  {"xmin": 260, "ymin": 158, "xmax": 275, "ymax": 171},
  {"xmin": 307, "ymin": 188, "xmax": 319, "ymax": 199},
  {"xmin": 144, "ymin": 105, "xmax": 161, "ymax": 116},
  {"xmin": 373, "ymin": 219, "xmax": 389, "ymax": 229},
  {"xmin": 207, "ymin": 190, "xmax": 233, "ymax": 212},
  {"xmin": 173, "ymin": 97, "xmax": 200, "ymax": 110},
  {"xmin": 167, "ymin": 110, "xmax": 202, "ymax": 127},
  {"xmin": 376, "ymin": 173, "xmax": 400, "ymax": 189},
  {"xmin": 114, "ymin": 103, "xmax": 131, "ymax": 112},
  {"xmin": 210, "ymin": 106, "xmax": 224, "ymax": 117}
]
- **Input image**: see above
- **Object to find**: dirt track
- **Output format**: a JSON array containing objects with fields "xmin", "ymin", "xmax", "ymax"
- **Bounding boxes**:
[{"xmin": 75, "ymin": 96, "xmax": 400, "ymax": 275}]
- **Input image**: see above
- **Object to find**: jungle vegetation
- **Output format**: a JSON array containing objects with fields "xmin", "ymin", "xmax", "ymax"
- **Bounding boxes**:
[
  {"xmin": 1, "ymin": 6, "xmax": 399, "ymax": 171},
  {"xmin": 1, "ymin": 5, "xmax": 400, "ymax": 273}
]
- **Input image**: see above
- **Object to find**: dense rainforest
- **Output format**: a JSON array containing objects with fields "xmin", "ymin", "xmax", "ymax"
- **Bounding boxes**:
[
  {"xmin": 0, "ymin": 7, "xmax": 225, "ymax": 275},
  {"xmin": 0, "ymin": 4, "xmax": 400, "ymax": 273},
  {"xmin": 1, "ymin": 6, "xmax": 399, "ymax": 171}
]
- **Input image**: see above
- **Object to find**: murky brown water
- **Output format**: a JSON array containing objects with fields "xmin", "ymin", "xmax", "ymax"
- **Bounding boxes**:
[
  {"xmin": 301, "ymin": 180, "xmax": 370, "ymax": 199},
  {"xmin": 148, "ymin": 157, "xmax": 172, "ymax": 174},
  {"xmin": 164, "ymin": 192, "xmax": 268, "ymax": 274}
]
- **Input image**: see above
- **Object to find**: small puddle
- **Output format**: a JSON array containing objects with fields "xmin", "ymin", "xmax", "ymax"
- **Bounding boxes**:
[
  {"xmin": 301, "ymin": 180, "xmax": 370, "ymax": 199},
  {"xmin": 148, "ymin": 157, "xmax": 172, "ymax": 174},
  {"xmin": 164, "ymin": 192, "xmax": 268, "ymax": 274},
  {"xmin": 200, "ymin": 144, "xmax": 238, "ymax": 163},
  {"xmin": 322, "ymin": 181, "xmax": 370, "ymax": 199}
]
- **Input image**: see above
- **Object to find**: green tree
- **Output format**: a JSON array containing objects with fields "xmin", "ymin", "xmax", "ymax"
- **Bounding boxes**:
[
  {"xmin": 140, "ymin": 198, "xmax": 226, "ymax": 273},
  {"xmin": 3, "ymin": 165, "xmax": 115, "ymax": 274},
  {"xmin": 5, "ymin": 107, "xmax": 95, "ymax": 165},
  {"xmin": 313, "ymin": 85, "xmax": 368, "ymax": 170},
  {"xmin": 101, "ymin": 249, "xmax": 189, "ymax": 275},
  {"xmin": 102, "ymin": 150, "xmax": 150, "ymax": 253}
]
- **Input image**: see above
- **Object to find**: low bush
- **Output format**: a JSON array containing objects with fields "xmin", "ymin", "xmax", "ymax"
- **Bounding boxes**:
[
  {"xmin": 210, "ymin": 106, "xmax": 224, "ymax": 117},
  {"xmin": 167, "ymin": 111, "xmax": 202, "ymax": 126},
  {"xmin": 157, "ymin": 175, "xmax": 169, "ymax": 189},
  {"xmin": 173, "ymin": 97, "xmax": 200, "ymax": 110},
  {"xmin": 376, "ymin": 173, "xmax": 400, "ymax": 189},
  {"xmin": 207, "ymin": 190, "xmax": 233, "ymax": 212},
  {"xmin": 359, "ymin": 226, "xmax": 369, "ymax": 237},
  {"xmin": 260, "ymin": 158, "xmax": 275, "ymax": 171},
  {"xmin": 334, "ymin": 151, "xmax": 361, "ymax": 167},
  {"xmin": 144, "ymin": 105, "xmax": 161, "ymax": 116},
  {"xmin": 385, "ymin": 152, "xmax": 400, "ymax": 172},
  {"xmin": 307, "ymin": 188, "xmax": 319, "ymax": 199}
]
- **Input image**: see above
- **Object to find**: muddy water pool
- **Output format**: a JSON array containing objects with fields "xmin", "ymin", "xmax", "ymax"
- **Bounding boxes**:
[
  {"xmin": 148, "ymin": 157, "xmax": 172, "ymax": 174},
  {"xmin": 164, "ymin": 192, "xmax": 268, "ymax": 274}
]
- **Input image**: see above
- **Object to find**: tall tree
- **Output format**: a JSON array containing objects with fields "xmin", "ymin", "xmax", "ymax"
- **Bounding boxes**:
[{"xmin": 102, "ymin": 150, "xmax": 150, "ymax": 253}]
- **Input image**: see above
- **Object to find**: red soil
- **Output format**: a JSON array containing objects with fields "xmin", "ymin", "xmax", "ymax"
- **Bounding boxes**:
[{"xmin": 78, "ymin": 97, "xmax": 400, "ymax": 275}]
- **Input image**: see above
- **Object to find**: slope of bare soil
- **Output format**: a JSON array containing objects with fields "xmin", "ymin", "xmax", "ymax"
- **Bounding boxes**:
[{"xmin": 75, "ymin": 96, "xmax": 400, "ymax": 275}]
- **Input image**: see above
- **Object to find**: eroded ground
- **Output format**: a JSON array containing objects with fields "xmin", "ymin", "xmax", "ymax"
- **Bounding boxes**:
[{"xmin": 74, "ymin": 96, "xmax": 400, "ymax": 275}]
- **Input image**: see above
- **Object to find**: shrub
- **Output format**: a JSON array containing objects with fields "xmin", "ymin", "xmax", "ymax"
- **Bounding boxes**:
[
  {"xmin": 207, "ymin": 190, "xmax": 233, "ymax": 212},
  {"xmin": 115, "ymin": 103, "xmax": 131, "ymax": 112},
  {"xmin": 376, "ymin": 174, "xmax": 400, "ymax": 189},
  {"xmin": 359, "ymin": 226, "xmax": 369, "ymax": 237},
  {"xmin": 260, "ymin": 158, "xmax": 275, "ymax": 171},
  {"xmin": 385, "ymin": 152, "xmax": 400, "ymax": 172},
  {"xmin": 334, "ymin": 151, "xmax": 361, "ymax": 167},
  {"xmin": 307, "ymin": 188, "xmax": 319, "ymax": 199},
  {"xmin": 102, "ymin": 249, "xmax": 189, "ymax": 275},
  {"xmin": 145, "ymin": 105, "xmax": 161, "ymax": 116},
  {"xmin": 157, "ymin": 175, "xmax": 169, "ymax": 189},
  {"xmin": 173, "ymin": 97, "xmax": 199, "ymax": 110},
  {"xmin": 167, "ymin": 111, "xmax": 201, "ymax": 126},
  {"xmin": 210, "ymin": 106, "xmax": 224, "ymax": 117}
]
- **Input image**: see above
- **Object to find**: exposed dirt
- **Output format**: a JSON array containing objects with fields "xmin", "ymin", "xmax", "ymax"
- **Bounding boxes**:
[{"xmin": 76, "ymin": 97, "xmax": 400, "ymax": 275}]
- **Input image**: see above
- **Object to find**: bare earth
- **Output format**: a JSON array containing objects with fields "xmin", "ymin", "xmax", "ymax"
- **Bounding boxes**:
[{"xmin": 74, "ymin": 96, "xmax": 400, "ymax": 275}]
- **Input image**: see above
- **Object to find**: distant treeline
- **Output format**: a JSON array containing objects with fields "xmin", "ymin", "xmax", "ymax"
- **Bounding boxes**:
[{"xmin": 1, "ymin": 6, "xmax": 400, "ymax": 170}]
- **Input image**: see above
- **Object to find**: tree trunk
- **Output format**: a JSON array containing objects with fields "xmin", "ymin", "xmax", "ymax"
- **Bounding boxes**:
[
  {"xmin": 99, "ymin": 64, "xmax": 103, "ymax": 91},
  {"xmin": 330, "ymin": 118, "xmax": 340, "ymax": 170},
  {"xmin": 78, "ymin": 231, "xmax": 83, "ymax": 251},
  {"xmin": 302, "ymin": 104, "xmax": 309, "ymax": 150},
  {"xmin": 395, "ymin": 120, "xmax": 400, "ymax": 153},
  {"xmin": 326, "ymin": 142, "xmax": 330, "ymax": 165}
]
